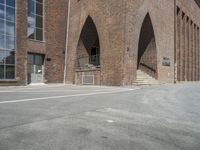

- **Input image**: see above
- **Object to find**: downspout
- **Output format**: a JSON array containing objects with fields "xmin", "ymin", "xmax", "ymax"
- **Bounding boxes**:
[
  {"xmin": 64, "ymin": 0, "xmax": 71, "ymax": 84},
  {"xmin": 174, "ymin": 0, "xmax": 177, "ymax": 83}
]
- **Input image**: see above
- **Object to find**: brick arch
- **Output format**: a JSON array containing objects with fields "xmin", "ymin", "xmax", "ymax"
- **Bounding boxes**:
[
  {"xmin": 76, "ymin": 15, "xmax": 100, "ymax": 68},
  {"xmin": 137, "ymin": 13, "xmax": 158, "ymax": 78}
]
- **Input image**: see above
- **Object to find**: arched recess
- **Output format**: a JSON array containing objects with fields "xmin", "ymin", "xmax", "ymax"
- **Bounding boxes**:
[
  {"xmin": 76, "ymin": 16, "xmax": 100, "ymax": 69},
  {"xmin": 137, "ymin": 13, "xmax": 158, "ymax": 79}
]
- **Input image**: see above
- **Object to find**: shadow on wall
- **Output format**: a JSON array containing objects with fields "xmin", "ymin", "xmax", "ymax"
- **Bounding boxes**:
[{"xmin": 137, "ymin": 13, "xmax": 157, "ymax": 79}]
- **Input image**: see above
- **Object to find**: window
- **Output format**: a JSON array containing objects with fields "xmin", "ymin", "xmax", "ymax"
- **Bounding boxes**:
[
  {"xmin": 90, "ymin": 47, "xmax": 100, "ymax": 66},
  {"xmin": 28, "ymin": 0, "xmax": 43, "ymax": 41},
  {"xmin": 0, "ymin": 0, "xmax": 15, "ymax": 80}
]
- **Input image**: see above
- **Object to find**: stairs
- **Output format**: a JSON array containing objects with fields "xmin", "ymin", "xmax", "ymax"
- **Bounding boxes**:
[{"xmin": 133, "ymin": 70, "xmax": 159, "ymax": 86}]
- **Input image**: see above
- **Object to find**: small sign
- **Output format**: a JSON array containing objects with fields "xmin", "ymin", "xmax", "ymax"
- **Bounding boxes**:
[{"xmin": 162, "ymin": 57, "xmax": 170, "ymax": 66}]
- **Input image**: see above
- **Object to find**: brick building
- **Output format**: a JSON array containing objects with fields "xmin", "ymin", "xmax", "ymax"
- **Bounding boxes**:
[{"xmin": 0, "ymin": 0, "xmax": 200, "ymax": 86}]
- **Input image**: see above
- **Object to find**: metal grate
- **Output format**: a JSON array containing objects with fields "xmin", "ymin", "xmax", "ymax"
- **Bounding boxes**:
[{"xmin": 82, "ymin": 75, "xmax": 94, "ymax": 85}]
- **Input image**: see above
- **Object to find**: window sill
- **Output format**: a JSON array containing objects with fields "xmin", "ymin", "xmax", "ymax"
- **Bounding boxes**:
[
  {"xmin": 0, "ymin": 79, "xmax": 18, "ymax": 83},
  {"xmin": 28, "ymin": 39, "xmax": 46, "ymax": 43},
  {"xmin": 76, "ymin": 68, "xmax": 101, "ymax": 72}
]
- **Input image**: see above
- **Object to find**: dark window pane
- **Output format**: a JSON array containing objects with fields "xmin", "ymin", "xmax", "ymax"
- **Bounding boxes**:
[
  {"xmin": 0, "ymin": 50, "xmax": 5, "ymax": 64},
  {"xmin": 28, "ymin": 27, "xmax": 35, "ymax": 39},
  {"xmin": 0, "ymin": 19, "xmax": 4, "ymax": 34},
  {"xmin": 0, "ymin": 4, "xmax": 4, "ymax": 19},
  {"xmin": 6, "ymin": 6, "xmax": 15, "ymax": 22},
  {"xmin": 6, "ymin": 36, "xmax": 15, "ymax": 50},
  {"xmin": 36, "ymin": 28, "xmax": 43, "ymax": 41},
  {"xmin": 36, "ymin": 15, "xmax": 42, "ymax": 28},
  {"xmin": 6, "ymin": 21, "xmax": 15, "ymax": 36},
  {"xmin": 5, "ymin": 50, "xmax": 15, "ymax": 64},
  {"xmin": 0, "ymin": 65, "xmax": 4, "ymax": 79},
  {"xmin": 0, "ymin": 34, "xmax": 4, "ymax": 49},
  {"xmin": 5, "ymin": 65, "xmax": 15, "ymax": 79},
  {"xmin": 36, "ymin": 0, "xmax": 43, "ymax": 3},
  {"xmin": 28, "ymin": 0, "xmax": 35, "ymax": 15},
  {"xmin": 35, "ymin": 55, "xmax": 43, "ymax": 65},
  {"xmin": 0, "ymin": 0, "xmax": 4, "ymax": 4},
  {"xmin": 28, "ymin": 54, "xmax": 34, "ymax": 64},
  {"xmin": 6, "ymin": 0, "xmax": 15, "ymax": 7},
  {"xmin": 36, "ymin": 3, "xmax": 42, "ymax": 16}
]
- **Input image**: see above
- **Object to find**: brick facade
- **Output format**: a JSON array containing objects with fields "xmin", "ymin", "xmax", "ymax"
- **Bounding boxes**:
[{"xmin": 0, "ymin": 0, "xmax": 199, "ymax": 86}]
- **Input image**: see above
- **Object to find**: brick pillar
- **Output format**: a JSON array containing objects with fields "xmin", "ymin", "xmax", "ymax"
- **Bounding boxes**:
[
  {"xmin": 183, "ymin": 16, "xmax": 187, "ymax": 81},
  {"xmin": 198, "ymin": 27, "xmax": 199, "ymax": 81},
  {"xmin": 176, "ymin": 10, "xmax": 181, "ymax": 81},
  {"xmin": 190, "ymin": 21, "xmax": 193, "ymax": 81},
  {"xmin": 195, "ymin": 25, "xmax": 198, "ymax": 81},
  {"xmin": 192, "ymin": 23, "xmax": 195, "ymax": 81},
  {"xmin": 180, "ymin": 12, "xmax": 185, "ymax": 81},
  {"xmin": 186, "ymin": 17, "xmax": 189, "ymax": 81}
]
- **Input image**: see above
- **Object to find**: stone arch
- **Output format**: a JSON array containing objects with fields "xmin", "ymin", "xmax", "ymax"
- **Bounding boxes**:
[{"xmin": 137, "ymin": 13, "xmax": 158, "ymax": 78}]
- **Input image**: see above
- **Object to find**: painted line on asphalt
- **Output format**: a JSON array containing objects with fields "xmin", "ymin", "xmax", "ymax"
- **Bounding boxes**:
[
  {"xmin": 0, "ymin": 89, "xmax": 127, "ymax": 93},
  {"xmin": 0, "ymin": 88, "xmax": 139, "ymax": 104}
]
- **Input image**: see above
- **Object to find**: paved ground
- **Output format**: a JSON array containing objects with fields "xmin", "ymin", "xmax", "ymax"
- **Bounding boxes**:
[{"xmin": 0, "ymin": 83, "xmax": 200, "ymax": 150}]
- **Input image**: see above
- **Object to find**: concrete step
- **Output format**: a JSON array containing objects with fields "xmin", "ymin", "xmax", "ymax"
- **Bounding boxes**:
[{"xmin": 133, "ymin": 70, "xmax": 159, "ymax": 86}]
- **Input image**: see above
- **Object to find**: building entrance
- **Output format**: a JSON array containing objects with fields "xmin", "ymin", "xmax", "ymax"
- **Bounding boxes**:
[{"xmin": 27, "ymin": 53, "xmax": 44, "ymax": 84}]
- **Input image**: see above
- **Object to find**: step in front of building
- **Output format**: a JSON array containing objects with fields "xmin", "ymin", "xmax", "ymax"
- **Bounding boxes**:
[{"xmin": 133, "ymin": 70, "xmax": 159, "ymax": 86}]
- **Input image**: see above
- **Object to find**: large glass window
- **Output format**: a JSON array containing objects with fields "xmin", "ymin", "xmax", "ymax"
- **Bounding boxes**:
[
  {"xmin": 28, "ymin": 0, "xmax": 43, "ymax": 41},
  {"xmin": 0, "ymin": 0, "xmax": 15, "ymax": 80}
]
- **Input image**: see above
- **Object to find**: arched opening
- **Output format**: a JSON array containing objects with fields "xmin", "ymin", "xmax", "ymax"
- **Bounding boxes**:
[
  {"xmin": 76, "ymin": 16, "xmax": 100, "ymax": 70},
  {"xmin": 137, "ymin": 13, "xmax": 157, "ymax": 79},
  {"xmin": 75, "ymin": 16, "xmax": 101, "ymax": 85}
]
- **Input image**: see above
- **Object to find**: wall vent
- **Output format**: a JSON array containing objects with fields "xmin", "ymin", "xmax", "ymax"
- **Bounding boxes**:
[{"xmin": 82, "ymin": 75, "xmax": 94, "ymax": 85}]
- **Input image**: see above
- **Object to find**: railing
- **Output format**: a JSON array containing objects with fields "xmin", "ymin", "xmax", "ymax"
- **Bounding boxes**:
[
  {"xmin": 76, "ymin": 55, "xmax": 100, "ymax": 70},
  {"xmin": 140, "ymin": 63, "xmax": 157, "ymax": 73}
]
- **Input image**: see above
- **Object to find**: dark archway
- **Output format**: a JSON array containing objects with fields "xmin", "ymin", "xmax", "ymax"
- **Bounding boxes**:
[
  {"xmin": 76, "ymin": 16, "xmax": 100, "ymax": 69},
  {"xmin": 138, "ymin": 13, "xmax": 157, "ymax": 78}
]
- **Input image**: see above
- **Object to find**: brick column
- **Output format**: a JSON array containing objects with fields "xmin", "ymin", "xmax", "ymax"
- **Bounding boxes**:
[
  {"xmin": 176, "ymin": 10, "xmax": 181, "ymax": 81},
  {"xmin": 186, "ymin": 17, "xmax": 190, "ymax": 81},
  {"xmin": 198, "ymin": 27, "xmax": 199, "ymax": 81},
  {"xmin": 180, "ymin": 12, "xmax": 185, "ymax": 81},
  {"xmin": 190, "ymin": 21, "xmax": 193, "ymax": 81}
]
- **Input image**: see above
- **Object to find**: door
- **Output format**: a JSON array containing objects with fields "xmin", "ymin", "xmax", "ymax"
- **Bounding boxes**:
[{"xmin": 28, "ymin": 54, "xmax": 44, "ymax": 84}]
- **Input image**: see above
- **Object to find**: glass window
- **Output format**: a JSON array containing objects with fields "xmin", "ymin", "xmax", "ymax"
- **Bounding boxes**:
[
  {"xmin": 36, "ymin": 28, "xmax": 43, "ymax": 41},
  {"xmin": 6, "ymin": 0, "xmax": 15, "ymax": 7},
  {"xmin": 6, "ymin": 7, "xmax": 15, "ymax": 22},
  {"xmin": 28, "ymin": 27, "xmax": 35, "ymax": 39},
  {"xmin": 0, "ymin": 19, "xmax": 4, "ymax": 34},
  {"xmin": 35, "ymin": 54, "xmax": 43, "ymax": 65},
  {"xmin": 0, "ymin": 34, "xmax": 4, "ymax": 49},
  {"xmin": 5, "ymin": 50, "xmax": 15, "ymax": 64},
  {"xmin": 36, "ymin": 0, "xmax": 43, "ymax": 3},
  {"xmin": 36, "ymin": 3, "xmax": 42, "ymax": 16},
  {"xmin": 0, "ymin": 0, "xmax": 15, "ymax": 80},
  {"xmin": 0, "ymin": 50, "xmax": 4, "ymax": 64},
  {"xmin": 5, "ymin": 65, "xmax": 15, "ymax": 79},
  {"xmin": 28, "ymin": 0, "xmax": 43, "ymax": 41},
  {"xmin": 6, "ymin": 36, "xmax": 15, "ymax": 50},
  {"xmin": 36, "ymin": 15, "xmax": 42, "ymax": 28},
  {"xmin": 0, "ymin": 65, "xmax": 4, "ymax": 79},
  {"xmin": 0, "ymin": 0, "xmax": 4, "ymax": 5},
  {"xmin": 6, "ymin": 21, "xmax": 15, "ymax": 35},
  {"xmin": 28, "ymin": 0, "xmax": 35, "ymax": 15},
  {"xmin": 28, "ymin": 54, "xmax": 34, "ymax": 64},
  {"xmin": 0, "ymin": 4, "xmax": 4, "ymax": 19}
]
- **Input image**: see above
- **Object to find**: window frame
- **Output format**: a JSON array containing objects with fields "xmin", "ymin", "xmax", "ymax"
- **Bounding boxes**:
[
  {"xmin": 0, "ymin": 0, "xmax": 16, "ymax": 80},
  {"xmin": 28, "ymin": 0, "xmax": 44, "ymax": 42}
]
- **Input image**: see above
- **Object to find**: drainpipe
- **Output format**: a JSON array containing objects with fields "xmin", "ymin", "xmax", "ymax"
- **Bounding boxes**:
[
  {"xmin": 64, "ymin": 0, "xmax": 71, "ymax": 84},
  {"xmin": 174, "ymin": 0, "xmax": 177, "ymax": 83}
]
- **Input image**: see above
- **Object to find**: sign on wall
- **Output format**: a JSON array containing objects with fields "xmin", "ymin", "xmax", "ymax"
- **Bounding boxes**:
[{"xmin": 162, "ymin": 57, "xmax": 170, "ymax": 67}]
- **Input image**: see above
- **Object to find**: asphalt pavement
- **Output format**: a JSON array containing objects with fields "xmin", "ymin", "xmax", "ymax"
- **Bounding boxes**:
[{"xmin": 0, "ymin": 83, "xmax": 200, "ymax": 150}]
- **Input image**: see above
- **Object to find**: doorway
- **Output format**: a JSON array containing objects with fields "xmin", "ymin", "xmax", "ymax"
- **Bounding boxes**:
[{"xmin": 27, "ymin": 53, "xmax": 44, "ymax": 84}]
